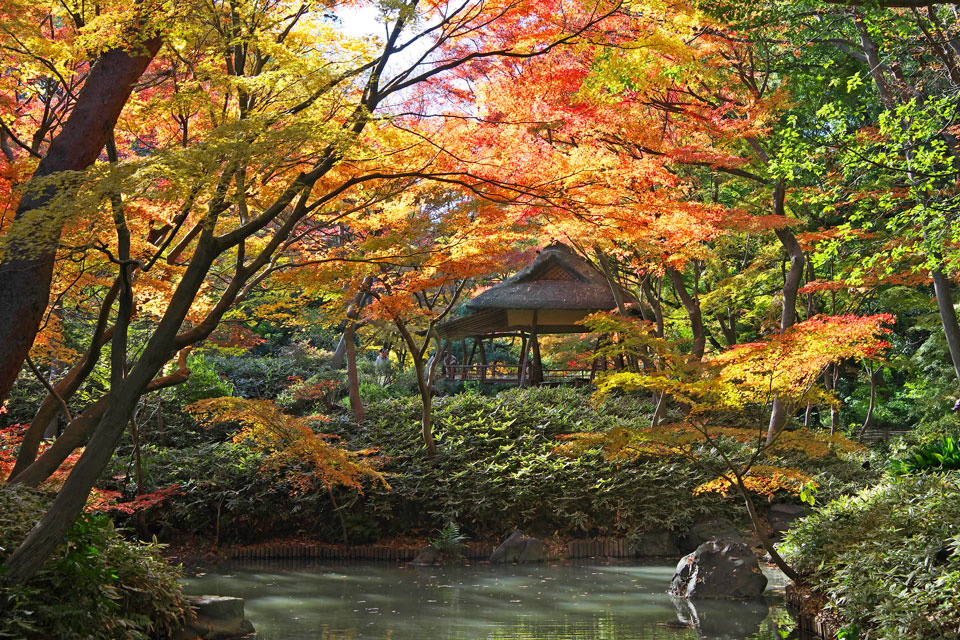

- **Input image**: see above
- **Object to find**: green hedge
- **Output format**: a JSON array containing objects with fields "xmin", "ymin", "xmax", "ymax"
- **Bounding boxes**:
[
  {"xmin": 342, "ymin": 387, "xmax": 737, "ymax": 539},
  {"xmin": 781, "ymin": 473, "xmax": 960, "ymax": 640},
  {"xmin": 0, "ymin": 485, "xmax": 188, "ymax": 640},
  {"xmin": 135, "ymin": 386, "xmax": 871, "ymax": 545}
]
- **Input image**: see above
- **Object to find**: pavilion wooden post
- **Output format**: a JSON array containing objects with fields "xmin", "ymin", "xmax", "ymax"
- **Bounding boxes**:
[
  {"xmin": 518, "ymin": 332, "xmax": 532, "ymax": 387},
  {"xmin": 517, "ymin": 334, "xmax": 528, "ymax": 382},
  {"xmin": 478, "ymin": 338, "xmax": 487, "ymax": 383},
  {"xmin": 460, "ymin": 339, "xmax": 468, "ymax": 380},
  {"xmin": 442, "ymin": 339, "xmax": 452, "ymax": 380},
  {"xmin": 530, "ymin": 314, "xmax": 542, "ymax": 385}
]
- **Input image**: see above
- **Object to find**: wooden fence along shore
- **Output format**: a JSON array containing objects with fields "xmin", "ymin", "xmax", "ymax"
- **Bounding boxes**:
[{"xmin": 228, "ymin": 538, "xmax": 645, "ymax": 561}]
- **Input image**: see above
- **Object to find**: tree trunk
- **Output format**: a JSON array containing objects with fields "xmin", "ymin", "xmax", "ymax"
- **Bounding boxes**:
[
  {"xmin": 932, "ymin": 268, "xmax": 960, "ymax": 389},
  {"xmin": 824, "ymin": 364, "xmax": 839, "ymax": 435},
  {"xmin": 0, "ymin": 37, "xmax": 162, "ymax": 406},
  {"xmin": 736, "ymin": 475, "xmax": 799, "ymax": 582},
  {"xmin": 668, "ymin": 268, "xmax": 706, "ymax": 360},
  {"xmin": 650, "ymin": 390, "xmax": 667, "ymax": 428},
  {"xmin": 766, "ymin": 183, "xmax": 805, "ymax": 444},
  {"xmin": 345, "ymin": 321, "xmax": 364, "ymax": 422},
  {"xmin": 8, "ymin": 285, "xmax": 119, "ymax": 481},
  {"xmin": 394, "ymin": 319, "xmax": 437, "ymax": 457},
  {"xmin": 518, "ymin": 332, "xmax": 533, "ymax": 387},
  {"xmin": 332, "ymin": 277, "xmax": 375, "ymax": 369},
  {"xmin": 10, "ymin": 353, "xmax": 190, "ymax": 487},
  {"xmin": 3, "ymin": 381, "xmax": 147, "ymax": 583},
  {"xmin": 594, "ymin": 248, "xmax": 628, "ymax": 315},
  {"xmin": 857, "ymin": 361, "xmax": 878, "ymax": 443},
  {"xmin": 3, "ymin": 228, "xmax": 215, "ymax": 583},
  {"xmin": 849, "ymin": 16, "xmax": 960, "ymax": 390}
]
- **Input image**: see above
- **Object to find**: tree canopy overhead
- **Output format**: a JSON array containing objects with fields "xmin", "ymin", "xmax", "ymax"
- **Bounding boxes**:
[{"xmin": 2, "ymin": 0, "xmax": 960, "ymax": 596}]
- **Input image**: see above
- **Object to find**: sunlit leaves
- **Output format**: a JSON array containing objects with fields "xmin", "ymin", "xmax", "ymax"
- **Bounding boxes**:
[{"xmin": 187, "ymin": 397, "xmax": 387, "ymax": 494}]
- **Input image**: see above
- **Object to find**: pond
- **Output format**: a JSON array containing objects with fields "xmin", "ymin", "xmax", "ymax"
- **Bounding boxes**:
[{"xmin": 184, "ymin": 559, "xmax": 797, "ymax": 640}]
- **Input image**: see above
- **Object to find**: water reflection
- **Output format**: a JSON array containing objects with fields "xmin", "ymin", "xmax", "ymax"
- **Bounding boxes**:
[{"xmin": 184, "ymin": 560, "xmax": 794, "ymax": 640}]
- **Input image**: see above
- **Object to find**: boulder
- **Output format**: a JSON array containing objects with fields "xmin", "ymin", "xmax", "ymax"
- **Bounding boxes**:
[
  {"xmin": 681, "ymin": 519, "xmax": 743, "ymax": 553},
  {"xmin": 172, "ymin": 595, "xmax": 255, "ymax": 640},
  {"xmin": 489, "ymin": 531, "xmax": 545, "ymax": 563},
  {"xmin": 633, "ymin": 531, "xmax": 680, "ymax": 557},
  {"xmin": 412, "ymin": 544, "xmax": 442, "ymax": 566},
  {"xmin": 768, "ymin": 503, "xmax": 810, "ymax": 536},
  {"xmin": 516, "ymin": 537, "xmax": 545, "ymax": 563},
  {"xmin": 669, "ymin": 541, "xmax": 768, "ymax": 599}
]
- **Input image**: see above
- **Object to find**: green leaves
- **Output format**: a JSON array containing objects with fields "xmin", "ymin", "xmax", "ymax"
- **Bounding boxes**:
[
  {"xmin": 0, "ymin": 485, "xmax": 188, "ymax": 640},
  {"xmin": 889, "ymin": 437, "xmax": 960, "ymax": 476},
  {"xmin": 782, "ymin": 473, "xmax": 960, "ymax": 640}
]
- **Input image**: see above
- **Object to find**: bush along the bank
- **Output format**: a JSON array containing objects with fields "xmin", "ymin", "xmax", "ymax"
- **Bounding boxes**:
[
  {"xmin": 127, "ymin": 387, "xmax": 733, "ymax": 543},
  {"xmin": 0, "ymin": 485, "xmax": 188, "ymax": 640},
  {"xmin": 345, "ymin": 388, "xmax": 740, "ymax": 540},
  {"xmin": 781, "ymin": 472, "xmax": 960, "ymax": 640},
  {"xmin": 141, "ymin": 386, "xmax": 876, "ymax": 545}
]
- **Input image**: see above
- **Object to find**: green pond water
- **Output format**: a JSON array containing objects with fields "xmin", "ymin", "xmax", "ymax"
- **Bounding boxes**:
[{"xmin": 184, "ymin": 560, "xmax": 796, "ymax": 640}]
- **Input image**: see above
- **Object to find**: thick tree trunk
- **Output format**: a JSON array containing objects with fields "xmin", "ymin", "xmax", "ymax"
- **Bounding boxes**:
[
  {"xmin": 3, "ymin": 232, "xmax": 215, "ymax": 584},
  {"xmin": 0, "ymin": 37, "xmax": 162, "ymax": 406},
  {"xmin": 4, "ymin": 383, "xmax": 146, "ymax": 582}
]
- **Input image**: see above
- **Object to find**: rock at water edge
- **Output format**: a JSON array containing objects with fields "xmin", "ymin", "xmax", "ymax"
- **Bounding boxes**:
[{"xmin": 669, "ymin": 541, "xmax": 768, "ymax": 599}]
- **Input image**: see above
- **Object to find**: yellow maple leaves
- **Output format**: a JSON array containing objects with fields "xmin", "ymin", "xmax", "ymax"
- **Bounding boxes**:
[{"xmin": 187, "ymin": 397, "xmax": 388, "ymax": 494}]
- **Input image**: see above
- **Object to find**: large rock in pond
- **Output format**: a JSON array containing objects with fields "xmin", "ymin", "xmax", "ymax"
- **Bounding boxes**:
[
  {"xmin": 172, "ymin": 595, "xmax": 255, "ymax": 640},
  {"xmin": 669, "ymin": 541, "xmax": 768, "ymax": 599},
  {"xmin": 413, "ymin": 544, "xmax": 442, "ymax": 566},
  {"xmin": 768, "ymin": 503, "xmax": 810, "ymax": 537},
  {"xmin": 489, "ymin": 531, "xmax": 545, "ymax": 563},
  {"xmin": 681, "ymin": 519, "xmax": 743, "ymax": 553},
  {"xmin": 634, "ymin": 531, "xmax": 680, "ymax": 557}
]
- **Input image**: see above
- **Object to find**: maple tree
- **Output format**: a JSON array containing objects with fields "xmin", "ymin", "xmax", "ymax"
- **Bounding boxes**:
[
  {"xmin": 0, "ymin": 0, "xmax": 165, "ymax": 405},
  {"xmin": 186, "ymin": 396, "xmax": 386, "ymax": 492},
  {"xmin": 0, "ymin": 0, "xmax": 626, "ymax": 584},
  {"xmin": 1, "ymin": 2, "xmax": 959, "ymax": 624},
  {"xmin": 561, "ymin": 310, "xmax": 893, "ymax": 578}
]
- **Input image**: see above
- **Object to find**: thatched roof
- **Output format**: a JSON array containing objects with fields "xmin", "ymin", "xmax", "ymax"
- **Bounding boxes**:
[
  {"xmin": 436, "ymin": 243, "xmax": 633, "ymax": 340},
  {"xmin": 466, "ymin": 243, "xmax": 627, "ymax": 311}
]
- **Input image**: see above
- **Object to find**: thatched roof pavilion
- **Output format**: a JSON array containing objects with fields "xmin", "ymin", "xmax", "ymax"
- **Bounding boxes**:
[{"xmin": 435, "ymin": 243, "xmax": 632, "ymax": 385}]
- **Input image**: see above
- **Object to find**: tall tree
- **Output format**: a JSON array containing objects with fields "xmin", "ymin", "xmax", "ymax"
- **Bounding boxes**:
[
  {"xmin": 1, "ymin": 0, "xmax": 624, "ymax": 584},
  {"xmin": 0, "ymin": 2, "xmax": 164, "ymax": 404}
]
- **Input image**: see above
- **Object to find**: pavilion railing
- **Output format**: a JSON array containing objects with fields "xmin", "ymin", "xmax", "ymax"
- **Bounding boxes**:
[{"xmin": 441, "ymin": 364, "xmax": 592, "ymax": 383}]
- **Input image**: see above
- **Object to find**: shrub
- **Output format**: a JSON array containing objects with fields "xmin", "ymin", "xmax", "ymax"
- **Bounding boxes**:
[
  {"xmin": 331, "ymin": 387, "xmax": 740, "ymax": 539},
  {"xmin": 277, "ymin": 372, "xmax": 346, "ymax": 413},
  {"xmin": 0, "ymin": 485, "xmax": 188, "ymax": 640},
  {"xmin": 123, "ymin": 441, "xmax": 317, "ymax": 542},
  {"xmin": 210, "ymin": 354, "xmax": 326, "ymax": 399},
  {"xmin": 781, "ymin": 473, "xmax": 960, "ymax": 640},
  {"xmin": 170, "ymin": 352, "xmax": 233, "ymax": 405},
  {"xmin": 889, "ymin": 436, "xmax": 960, "ymax": 476}
]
